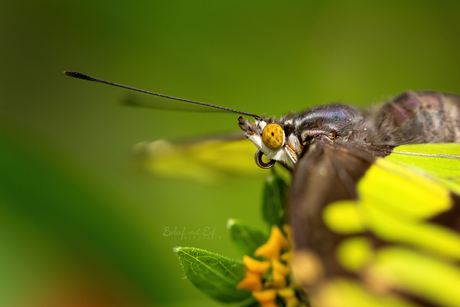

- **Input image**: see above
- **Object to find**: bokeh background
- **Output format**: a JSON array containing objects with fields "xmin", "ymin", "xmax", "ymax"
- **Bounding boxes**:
[{"xmin": 2, "ymin": 1, "xmax": 460, "ymax": 306}]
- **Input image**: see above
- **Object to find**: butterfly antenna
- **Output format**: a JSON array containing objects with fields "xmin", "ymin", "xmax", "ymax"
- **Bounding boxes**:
[{"xmin": 63, "ymin": 71, "xmax": 260, "ymax": 119}]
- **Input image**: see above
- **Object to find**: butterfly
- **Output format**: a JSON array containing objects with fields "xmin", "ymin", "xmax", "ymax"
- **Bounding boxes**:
[
  {"xmin": 64, "ymin": 71, "xmax": 460, "ymax": 306},
  {"xmin": 237, "ymin": 91, "xmax": 460, "ymax": 306}
]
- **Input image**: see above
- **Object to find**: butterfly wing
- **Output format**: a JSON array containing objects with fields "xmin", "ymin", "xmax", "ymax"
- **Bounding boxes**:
[
  {"xmin": 133, "ymin": 132, "xmax": 267, "ymax": 181},
  {"xmin": 388, "ymin": 144, "xmax": 460, "ymax": 194},
  {"xmin": 290, "ymin": 142, "xmax": 460, "ymax": 306}
]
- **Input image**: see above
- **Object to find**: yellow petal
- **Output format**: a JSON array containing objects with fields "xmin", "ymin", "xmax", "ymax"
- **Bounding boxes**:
[
  {"xmin": 252, "ymin": 289, "xmax": 277, "ymax": 302},
  {"xmin": 254, "ymin": 241, "xmax": 280, "ymax": 260},
  {"xmin": 278, "ymin": 288, "xmax": 300, "ymax": 307},
  {"xmin": 277, "ymin": 287, "xmax": 295, "ymax": 298},
  {"xmin": 272, "ymin": 225, "xmax": 289, "ymax": 249},
  {"xmin": 243, "ymin": 255, "xmax": 271, "ymax": 274},
  {"xmin": 285, "ymin": 297, "xmax": 300, "ymax": 307},
  {"xmin": 255, "ymin": 225, "xmax": 289, "ymax": 260},
  {"xmin": 272, "ymin": 259, "xmax": 290, "ymax": 276},
  {"xmin": 280, "ymin": 250, "xmax": 293, "ymax": 266},
  {"xmin": 237, "ymin": 271, "xmax": 262, "ymax": 291},
  {"xmin": 272, "ymin": 270, "xmax": 287, "ymax": 288}
]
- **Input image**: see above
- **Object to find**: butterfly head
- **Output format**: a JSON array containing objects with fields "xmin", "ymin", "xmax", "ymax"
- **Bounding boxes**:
[{"xmin": 238, "ymin": 116, "xmax": 302, "ymax": 170}]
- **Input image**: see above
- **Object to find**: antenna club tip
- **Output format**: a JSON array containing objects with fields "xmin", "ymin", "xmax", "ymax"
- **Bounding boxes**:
[{"xmin": 63, "ymin": 71, "xmax": 93, "ymax": 81}]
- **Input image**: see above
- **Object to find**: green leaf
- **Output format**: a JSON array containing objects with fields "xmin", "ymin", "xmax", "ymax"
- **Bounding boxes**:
[
  {"xmin": 227, "ymin": 219, "xmax": 268, "ymax": 257},
  {"xmin": 262, "ymin": 173, "xmax": 289, "ymax": 228},
  {"xmin": 174, "ymin": 247, "xmax": 251, "ymax": 302}
]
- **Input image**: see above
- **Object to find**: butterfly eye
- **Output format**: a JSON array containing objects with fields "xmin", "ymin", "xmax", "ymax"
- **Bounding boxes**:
[{"xmin": 262, "ymin": 124, "xmax": 284, "ymax": 150}]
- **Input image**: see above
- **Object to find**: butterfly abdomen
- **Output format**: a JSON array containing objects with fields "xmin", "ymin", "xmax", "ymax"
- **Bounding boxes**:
[{"xmin": 374, "ymin": 91, "xmax": 460, "ymax": 145}]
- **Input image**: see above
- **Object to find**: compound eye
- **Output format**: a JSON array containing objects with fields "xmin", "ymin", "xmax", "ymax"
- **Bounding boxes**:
[{"xmin": 262, "ymin": 124, "xmax": 284, "ymax": 150}]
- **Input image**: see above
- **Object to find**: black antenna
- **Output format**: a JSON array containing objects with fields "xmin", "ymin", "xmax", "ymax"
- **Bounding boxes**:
[{"xmin": 63, "ymin": 71, "xmax": 260, "ymax": 119}]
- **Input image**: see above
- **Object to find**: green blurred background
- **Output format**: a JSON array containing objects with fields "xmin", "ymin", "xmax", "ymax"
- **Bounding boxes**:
[{"xmin": 1, "ymin": 1, "xmax": 460, "ymax": 306}]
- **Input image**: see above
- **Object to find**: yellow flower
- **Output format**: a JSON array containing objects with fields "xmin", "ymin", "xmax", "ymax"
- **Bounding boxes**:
[
  {"xmin": 243, "ymin": 255, "xmax": 271, "ymax": 273},
  {"xmin": 237, "ymin": 256, "xmax": 271, "ymax": 291},
  {"xmin": 265, "ymin": 260, "xmax": 288, "ymax": 288},
  {"xmin": 237, "ymin": 225, "xmax": 300, "ymax": 307},
  {"xmin": 254, "ymin": 225, "xmax": 289, "ymax": 260},
  {"xmin": 283, "ymin": 225, "xmax": 292, "ymax": 241},
  {"xmin": 253, "ymin": 289, "xmax": 277, "ymax": 307},
  {"xmin": 271, "ymin": 270, "xmax": 287, "ymax": 288},
  {"xmin": 272, "ymin": 259, "xmax": 290, "ymax": 276},
  {"xmin": 237, "ymin": 271, "xmax": 263, "ymax": 291},
  {"xmin": 280, "ymin": 250, "xmax": 293, "ymax": 266},
  {"xmin": 277, "ymin": 287, "xmax": 300, "ymax": 307}
]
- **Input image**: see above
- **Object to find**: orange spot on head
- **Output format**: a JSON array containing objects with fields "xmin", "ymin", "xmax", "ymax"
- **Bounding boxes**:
[{"xmin": 262, "ymin": 124, "xmax": 284, "ymax": 150}]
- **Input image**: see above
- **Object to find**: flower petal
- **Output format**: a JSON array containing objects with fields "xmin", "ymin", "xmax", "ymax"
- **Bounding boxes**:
[
  {"xmin": 243, "ymin": 255, "xmax": 271, "ymax": 274},
  {"xmin": 252, "ymin": 289, "xmax": 277, "ymax": 302},
  {"xmin": 255, "ymin": 225, "xmax": 289, "ymax": 260},
  {"xmin": 237, "ymin": 271, "xmax": 262, "ymax": 291}
]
